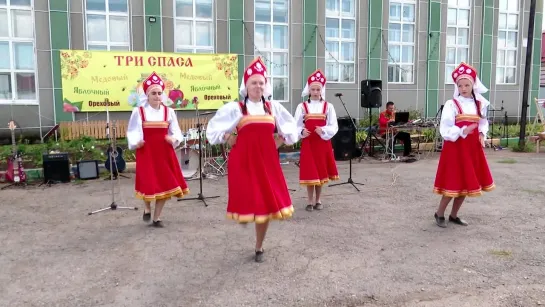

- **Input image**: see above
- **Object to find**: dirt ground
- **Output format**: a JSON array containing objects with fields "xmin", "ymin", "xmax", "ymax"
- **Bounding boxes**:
[{"xmin": 1, "ymin": 150, "xmax": 545, "ymax": 307}]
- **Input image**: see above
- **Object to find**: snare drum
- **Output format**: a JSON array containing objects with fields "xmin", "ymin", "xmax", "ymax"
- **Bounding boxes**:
[{"xmin": 186, "ymin": 128, "xmax": 200, "ymax": 145}]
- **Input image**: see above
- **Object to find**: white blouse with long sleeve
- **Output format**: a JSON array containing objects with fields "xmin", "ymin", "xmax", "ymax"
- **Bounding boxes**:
[
  {"xmin": 206, "ymin": 99, "xmax": 299, "ymax": 145},
  {"xmin": 126, "ymin": 103, "xmax": 184, "ymax": 150},
  {"xmin": 440, "ymin": 96, "xmax": 489, "ymax": 142},
  {"xmin": 293, "ymin": 100, "xmax": 339, "ymax": 141}
]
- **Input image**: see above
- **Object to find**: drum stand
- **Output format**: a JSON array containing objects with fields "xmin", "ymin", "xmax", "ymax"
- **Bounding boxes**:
[{"xmin": 178, "ymin": 105, "xmax": 219, "ymax": 207}]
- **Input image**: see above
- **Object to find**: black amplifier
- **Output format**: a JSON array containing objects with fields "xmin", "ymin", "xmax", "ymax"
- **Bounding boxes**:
[{"xmin": 42, "ymin": 153, "xmax": 71, "ymax": 183}]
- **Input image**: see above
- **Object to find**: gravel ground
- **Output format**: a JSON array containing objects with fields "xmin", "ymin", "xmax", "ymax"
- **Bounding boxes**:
[{"xmin": 1, "ymin": 150, "xmax": 544, "ymax": 307}]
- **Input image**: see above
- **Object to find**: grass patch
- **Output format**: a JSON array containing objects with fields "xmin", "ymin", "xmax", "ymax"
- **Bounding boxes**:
[
  {"xmin": 510, "ymin": 142, "xmax": 535, "ymax": 153},
  {"xmin": 496, "ymin": 158, "xmax": 517, "ymax": 164},
  {"xmin": 489, "ymin": 249, "xmax": 512, "ymax": 258}
]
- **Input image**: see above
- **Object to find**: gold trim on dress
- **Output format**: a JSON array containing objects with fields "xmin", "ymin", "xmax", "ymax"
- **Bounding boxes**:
[
  {"xmin": 455, "ymin": 114, "xmax": 480, "ymax": 123},
  {"xmin": 433, "ymin": 183, "xmax": 495, "ymax": 198},
  {"xmin": 299, "ymin": 175, "xmax": 340, "ymax": 186},
  {"xmin": 143, "ymin": 121, "xmax": 170, "ymax": 128},
  {"xmin": 226, "ymin": 205, "xmax": 295, "ymax": 224},
  {"xmin": 136, "ymin": 186, "xmax": 190, "ymax": 201},
  {"xmin": 304, "ymin": 114, "xmax": 326, "ymax": 120},
  {"xmin": 237, "ymin": 115, "xmax": 275, "ymax": 129}
]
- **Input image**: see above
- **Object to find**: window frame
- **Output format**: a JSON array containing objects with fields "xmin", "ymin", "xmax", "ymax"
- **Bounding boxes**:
[
  {"xmin": 496, "ymin": 0, "xmax": 519, "ymax": 85},
  {"xmin": 0, "ymin": 0, "xmax": 38, "ymax": 105},
  {"xmin": 387, "ymin": 0, "xmax": 416, "ymax": 84},
  {"xmin": 325, "ymin": 0, "xmax": 357, "ymax": 84},
  {"xmin": 84, "ymin": 0, "xmax": 132, "ymax": 51},
  {"xmin": 445, "ymin": 0, "xmax": 471, "ymax": 84},
  {"xmin": 174, "ymin": 0, "xmax": 215, "ymax": 54},
  {"xmin": 253, "ymin": 0, "xmax": 290, "ymax": 103}
]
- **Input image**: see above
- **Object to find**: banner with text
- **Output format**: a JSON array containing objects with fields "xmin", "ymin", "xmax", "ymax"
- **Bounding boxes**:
[{"xmin": 59, "ymin": 50, "xmax": 239, "ymax": 112}]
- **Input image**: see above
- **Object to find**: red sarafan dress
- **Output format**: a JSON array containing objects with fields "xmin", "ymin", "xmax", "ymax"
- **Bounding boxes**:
[
  {"xmin": 434, "ymin": 99, "xmax": 495, "ymax": 197},
  {"xmin": 226, "ymin": 101, "xmax": 294, "ymax": 223},
  {"xmin": 135, "ymin": 106, "xmax": 189, "ymax": 201},
  {"xmin": 298, "ymin": 101, "xmax": 339, "ymax": 186}
]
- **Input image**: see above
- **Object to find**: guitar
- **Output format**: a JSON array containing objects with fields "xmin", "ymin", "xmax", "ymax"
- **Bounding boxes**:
[
  {"xmin": 5, "ymin": 121, "xmax": 26, "ymax": 183},
  {"xmin": 104, "ymin": 120, "xmax": 126, "ymax": 174}
]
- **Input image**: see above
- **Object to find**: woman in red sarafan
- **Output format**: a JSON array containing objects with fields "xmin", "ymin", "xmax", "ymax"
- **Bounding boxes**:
[
  {"xmin": 206, "ymin": 58, "xmax": 299, "ymax": 262},
  {"xmin": 294, "ymin": 69, "xmax": 339, "ymax": 212},
  {"xmin": 127, "ymin": 71, "xmax": 189, "ymax": 228},
  {"xmin": 433, "ymin": 62, "xmax": 495, "ymax": 228}
]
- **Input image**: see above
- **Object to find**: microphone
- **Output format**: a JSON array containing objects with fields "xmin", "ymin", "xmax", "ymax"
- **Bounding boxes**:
[{"xmin": 334, "ymin": 93, "xmax": 343, "ymax": 97}]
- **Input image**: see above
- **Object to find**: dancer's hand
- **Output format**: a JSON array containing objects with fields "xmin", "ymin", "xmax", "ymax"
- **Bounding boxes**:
[
  {"xmin": 165, "ymin": 135, "xmax": 176, "ymax": 145},
  {"xmin": 479, "ymin": 133, "xmax": 485, "ymax": 148},
  {"xmin": 463, "ymin": 123, "xmax": 478, "ymax": 135},
  {"xmin": 315, "ymin": 126, "xmax": 323, "ymax": 135},
  {"xmin": 301, "ymin": 128, "xmax": 311, "ymax": 138},
  {"xmin": 225, "ymin": 133, "xmax": 237, "ymax": 146},
  {"xmin": 136, "ymin": 140, "xmax": 145, "ymax": 148},
  {"xmin": 275, "ymin": 135, "xmax": 284, "ymax": 149}
]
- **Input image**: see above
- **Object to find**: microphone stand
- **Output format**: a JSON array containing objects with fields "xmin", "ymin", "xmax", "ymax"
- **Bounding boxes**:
[
  {"xmin": 329, "ymin": 93, "xmax": 365, "ymax": 192},
  {"xmin": 178, "ymin": 98, "xmax": 219, "ymax": 207},
  {"xmin": 89, "ymin": 99, "xmax": 137, "ymax": 215}
]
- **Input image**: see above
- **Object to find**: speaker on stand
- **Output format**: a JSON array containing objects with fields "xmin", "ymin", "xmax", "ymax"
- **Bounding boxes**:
[
  {"xmin": 358, "ymin": 79, "xmax": 385, "ymax": 159},
  {"xmin": 361, "ymin": 79, "xmax": 383, "ymax": 109}
]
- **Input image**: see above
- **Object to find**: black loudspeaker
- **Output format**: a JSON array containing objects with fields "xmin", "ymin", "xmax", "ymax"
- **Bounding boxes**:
[
  {"xmin": 42, "ymin": 153, "xmax": 71, "ymax": 183},
  {"xmin": 77, "ymin": 160, "xmax": 99, "ymax": 180},
  {"xmin": 361, "ymin": 79, "xmax": 382, "ymax": 108},
  {"xmin": 332, "ymin": 117, "xmax": 357, "ymax": 161}
]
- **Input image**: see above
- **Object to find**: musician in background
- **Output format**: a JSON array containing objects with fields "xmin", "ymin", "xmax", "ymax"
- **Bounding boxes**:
[
  {"xmin": 378, "ymin": 101, "xmax": 413, "ymax": 157},
  {"xmin": 127, "ymin": 71, "xmax": 189, "ymax": 228}
]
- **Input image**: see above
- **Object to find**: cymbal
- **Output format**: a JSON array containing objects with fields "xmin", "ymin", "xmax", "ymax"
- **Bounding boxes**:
[{"xmin": 198, "ymin": 111, "xmax": 216, "ymax": 116}]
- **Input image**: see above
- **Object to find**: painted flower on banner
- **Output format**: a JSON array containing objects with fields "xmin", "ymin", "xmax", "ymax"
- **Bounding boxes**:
[
  {"xmin": 60, "ymin": 51, "xmax": 93, "ymax": 80},
  {"xmin": 212, "ymin": 54, "xmax": 239, "ymax": 81},
  {"xmin": 127, "ymin": 92, "xmax": 140, "ymax": 108}
]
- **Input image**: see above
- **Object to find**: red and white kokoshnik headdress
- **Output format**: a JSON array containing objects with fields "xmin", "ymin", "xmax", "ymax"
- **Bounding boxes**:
[
  {"xmin": 136, "ymin": 71, "xmax": 168, "ymax": 107},
  {"xmin": 451, "ymin": 62, "xmax": 488, "ymax": 98},
  {"xmin": 143, "ymin": 71, "xmax": 165, "ymax": 95},
  {"xmin": 301, "ymin": 69, "xmax": 326, "ymax": 98},
  {"xmin": 239, "ymin": 57, "xmax": 272, "ymax": 98}
]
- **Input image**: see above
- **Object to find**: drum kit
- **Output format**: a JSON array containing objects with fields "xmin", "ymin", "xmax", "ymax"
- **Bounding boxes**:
[{"xmin": 176, "ymin": 123, "xmax": 229, "ymax": 180}]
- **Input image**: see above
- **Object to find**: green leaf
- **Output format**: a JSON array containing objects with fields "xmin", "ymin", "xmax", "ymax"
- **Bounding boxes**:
[{"xmin": 71, "ymin": 101, "xmax": 83, "ymax": 110}]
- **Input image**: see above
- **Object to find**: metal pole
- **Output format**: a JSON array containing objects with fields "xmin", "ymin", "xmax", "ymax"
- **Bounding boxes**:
[{"xmin": 519, "ymin": 0, "xmax": 537, "ymax": 147}]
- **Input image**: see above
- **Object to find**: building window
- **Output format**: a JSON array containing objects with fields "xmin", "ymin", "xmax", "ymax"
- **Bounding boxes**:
[
  {"xmin": 496, "ymin": 0, "xmax": 518, "ymax": 84},
  {"xmin": 387, "ymin": 0, "xmax": 416, "ymax": 83},
  {"xmin": 325, "ymin": 0, "xmax": 356, "ymax": 83},
  {"xmin": 0, "ymin": 0, "xmax": 36, "ymax": 102},
  {"xmin": 445, "ymin": 0, "xmax": 470, "ymax": 83},
  {"xmin": 175, "ymin": 0, "xmax": 214, "ymax": 53},
  {"xmin": 254, "ymin": 0, "xmax": 289, "ymax": 101},
  {"xmin": 85, "ymin": 0, "xmax": 130, "ymax": 51}
]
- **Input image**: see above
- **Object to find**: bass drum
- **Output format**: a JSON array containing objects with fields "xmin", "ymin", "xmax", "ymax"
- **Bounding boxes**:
[{"xmin": 177, "ymin": 147, "xmax": 200, "ymax": 179}]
